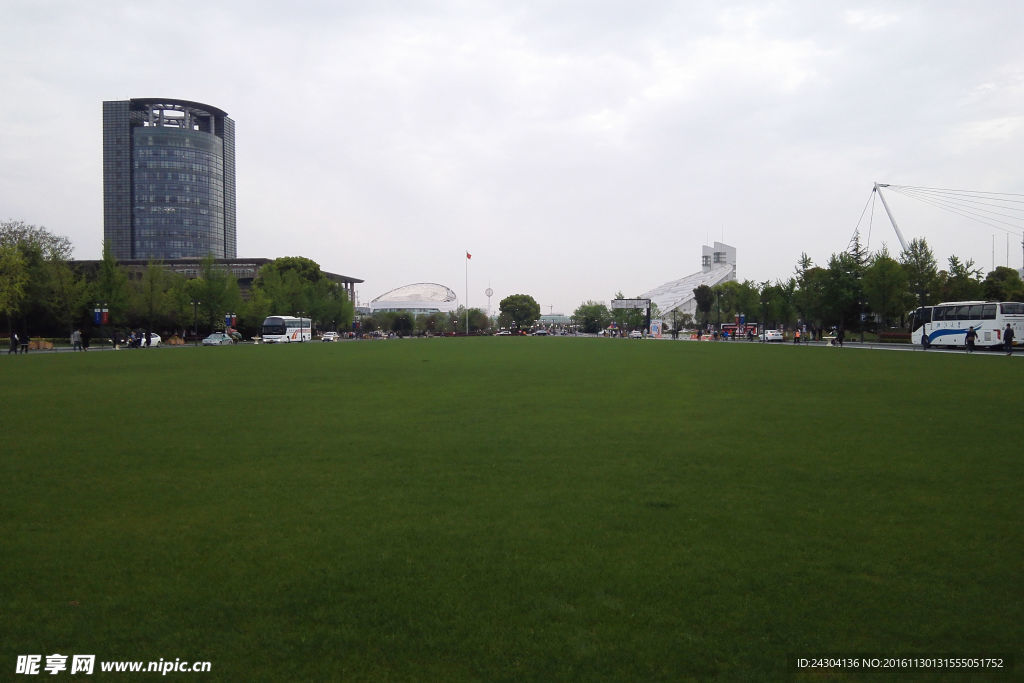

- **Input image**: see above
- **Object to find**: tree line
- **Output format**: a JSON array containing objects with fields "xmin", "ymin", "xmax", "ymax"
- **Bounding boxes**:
[
  {"xmin": 572, "ymin": 234, "xmax": 1024, "ymax": 335},
  {"xmin": 1, "ymin": 220, "xmax": 354, "ymax": 340}
]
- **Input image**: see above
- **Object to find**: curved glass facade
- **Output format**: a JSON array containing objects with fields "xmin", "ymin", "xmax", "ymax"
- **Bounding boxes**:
[
  {"xmin": 103, "ymin": 99, "xmax": 236, "ymax": 260},
  {"xmin": 132, "ymin": 128, "xmax": 225, "ymax": 259}
]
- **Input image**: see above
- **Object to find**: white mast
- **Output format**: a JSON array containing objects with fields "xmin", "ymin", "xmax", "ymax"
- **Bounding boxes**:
[{"xmin": 873, "ymin": 183, "xmax": 910, "ymax": 252}]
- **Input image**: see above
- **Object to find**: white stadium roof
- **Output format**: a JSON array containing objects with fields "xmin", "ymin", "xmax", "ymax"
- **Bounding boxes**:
[
  {"xmin": 640, "ymin": 265, "xmax": 736, "ymax": 316},
  {"xmin": 369, "ymin": 283, "xmax": 458, "ymax": 313},
  {"xmin": 639, "ymin": 242, "xmax": 737, "ymax": 316}
]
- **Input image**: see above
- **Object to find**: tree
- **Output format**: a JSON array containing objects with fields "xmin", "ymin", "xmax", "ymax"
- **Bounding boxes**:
[
  {"xmin": 982, "ymin": 266, "xmax": 1024, "ymax": 301},
  {"xmin": 823, "ymin": 252, "xmax": 862, "ymax": 330},
  {"xmin": 259, "ymin": 256, "xmax": 325, "ymax": 285},
  {"xmin": 0, "ymin": 219, "xmax": 73, "ymax": 261},
  {"xmin": 692, "ymin": 284, "xmax": 713, "ymax": 326},
  {"xmin": 937, "ymin": 256, "xmax": 984, "ymax": 302},
  {"xmin": 498, "ymin": 294, "xmax": 540, "ymax": 330},
  {"xmin": 572, "ymin": 301, "xmax": 611, "ymax": 334},
  {"xmin": 417, "ymin": 311, "xmax": 452, "ymax": 335},
  {"xmin": 900, "ymin": 238, "xmax": 939, "ymax": 306},
  {"xmin": 130, "ymin": 261, "xmax": 180, "ymax": 334},
  {"xmin": 1, "ymin": 220, "xmax": 76, "ymax": 337},
  {"xmin": 255, "ymin": 264, "xmax": 306, "ymax": 314},
  {"xmin": 863, "ymin": 247, "xmax": 910, "ymax": 328},
  {"xmin": 391, "ymin": 312, "xmax": 414, "ymax": 336},
  {"xmin": 467, "ymin": 307, "xmax": 489, "ymax": 332},
  {"xmin": 92, "ymin": 243, "xmax": 130, "ymax": 331},
  {"xmin": 188, "ymin": 255, "xmax": 241, "ymax": 332},
  {"xmin": 610, "ymin": 291, "xmax": 646, "ymax": 331},
  {"xmin": 792, "ymin": 254, "xmax": 827, "ymax": 330},
  {"xmin": 45, "ymin": 258, "xmax": 89, "ymax": 337},
  {"xmin": 0, "ymin": 244, "xmax": 28, "ymax": 333},
  {"xmin": 239, "ymin": 285, "xmax": 273, "ymax": 338},
  {"xmin": 758, "ymin": 281, "xmax": 790, "ymax": 331}
]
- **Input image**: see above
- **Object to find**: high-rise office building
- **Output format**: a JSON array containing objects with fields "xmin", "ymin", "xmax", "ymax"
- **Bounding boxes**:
[{"xmin": 103, "ymin": 98, "xmax": 236, "ymax": 260}]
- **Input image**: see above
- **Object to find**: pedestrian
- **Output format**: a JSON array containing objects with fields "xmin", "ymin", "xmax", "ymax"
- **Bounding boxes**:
[
  {"xmin": 72, "ymin": 329, "xmax": 83, "ymax": 351},
  {"xmin": 794, "ymin": 328, "xmax": 801, "ymax": 344},
  {"xmin": 8, "ymin": 331, "xmax": 17, "ymax": 355},
  {"xmin": 19, "ymin": 330, "xmax": 29, "ymax": 354},
  {"xmin": 965, "ymin": 326, "xmax": 977, "ymax": 353},
  {"xmin": 836, "ymin": 328, "xmax": 845, "ymax": 347},
  {"xmin": 1004, "ymin": 324, "xmax": 1015, "ymax": 356}
]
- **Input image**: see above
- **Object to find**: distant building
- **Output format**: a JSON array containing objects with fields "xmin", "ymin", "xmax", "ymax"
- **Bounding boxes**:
[
  {"xmin": 640, "ymin": 242, "xmax": 737, "ymax": 317},
  {"xmin": 369, "ymin": 283, "xmax": 458, "ymax": 314},
  {"xmin": 103, "ymin": 98, "xmax": 236, "ymax": 260},
  {"xmin": 72, "ymin": 258, "xmax": 361, "ymax": 302}
]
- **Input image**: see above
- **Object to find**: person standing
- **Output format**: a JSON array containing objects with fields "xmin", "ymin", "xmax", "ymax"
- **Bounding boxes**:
[
  {"xmin": 965, "ymin": 326, "xmax": 977, "ymax": 353},
  {"xmin": 19, "ymin": 330, "xmax": 28, "ymax": 354},
  {"xmin": 1004, "ymin": 324, "xmax": 1015, "ymax": 356},
  {"xmin": 8, "ymin": 331, "xmax": 17, "ymax": 355},
  {"xmin": 72, "ymin": 329, "xmax": 83, "ymax": 351}
]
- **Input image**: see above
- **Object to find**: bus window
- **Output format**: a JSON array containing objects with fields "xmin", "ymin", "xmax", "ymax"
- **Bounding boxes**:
[
  {"xmin": 1001, "ymin": 303, "xmax": 1024, "ymax": 315},
  {"xmin": 956, "ymin": 305, "xmax": 972, "ymax": 320},
  {"xmin": 932, "ymin": 307, "xmax": 947, "ymax": 321},
  {"xmin": 982, "ymin": 304, "xmax": 997, "ymax": 319},
  {"xmin": 968, "ymin": 304, "xmax": 984, "ymax": 319}
]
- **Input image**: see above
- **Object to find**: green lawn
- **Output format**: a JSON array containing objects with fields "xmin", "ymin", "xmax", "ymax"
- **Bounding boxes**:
[{"xmin": 2, "ymin": 339, "xmax": 1020, "ymax": 680}]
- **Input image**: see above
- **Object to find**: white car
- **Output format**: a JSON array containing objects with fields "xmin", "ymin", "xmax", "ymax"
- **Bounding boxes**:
[
  {"xmin": 202, "ymin": 332, "xmax": 234, "ymax": 346},
  {"xmin": 629, "ymin": 330, "xmax": 643, "ymax": 339},
  {"xmin": 759, "ymin": 330, "xmax": 783, "ymax": 342},
  {"xmin": 321, "ymin": 332, "xmax": 339, "ymax": 342}
]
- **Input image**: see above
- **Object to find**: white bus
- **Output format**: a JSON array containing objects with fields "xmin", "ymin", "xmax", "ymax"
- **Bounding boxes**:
[
  {"xmin": 910, "ymin": 301, "xmax": 1024, "ymax": 349},
  {"xmin": 261, "ymin": 316, "xmax": 311, "ymax": 343}
]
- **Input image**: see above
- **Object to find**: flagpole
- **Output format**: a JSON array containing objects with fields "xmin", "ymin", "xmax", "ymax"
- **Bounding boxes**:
[{"xmin": 465, "ymin": 251, "xmax": 469, "ymax": 335}]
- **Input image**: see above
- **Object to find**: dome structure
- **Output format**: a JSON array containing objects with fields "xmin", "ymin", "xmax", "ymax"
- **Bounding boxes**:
[{"xmin": 369, "ymin": 283, "xmax": 458, "ymax": 314}]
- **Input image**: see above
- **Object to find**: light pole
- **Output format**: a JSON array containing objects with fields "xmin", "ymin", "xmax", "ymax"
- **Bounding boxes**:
[
  {"xmin": 296, "ymin": 311, "xmax": 306, "ymax": 342},
  {"xmin": 191, "ymin": 299, "xmax": 200, "ymax": 346}
]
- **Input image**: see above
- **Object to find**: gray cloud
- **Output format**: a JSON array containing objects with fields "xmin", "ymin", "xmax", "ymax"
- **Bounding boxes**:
[{"xmin": 2, "ymin": 1, "xmax": 1022, "ymax": 313}]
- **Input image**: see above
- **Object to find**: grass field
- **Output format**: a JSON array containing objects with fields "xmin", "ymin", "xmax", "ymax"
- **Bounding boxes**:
[{"xmin": 2, "ymin": 338, "xmax": 1020, "ymax": 680}]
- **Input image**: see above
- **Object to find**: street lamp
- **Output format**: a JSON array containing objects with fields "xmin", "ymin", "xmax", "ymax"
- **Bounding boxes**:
[
  {"xmin": 191, "ymin": 299, "xmax": 200, "ymax": 346},
  {"xmin": 296, "ymin": 311, "xmax": 306, "ymax": 342}
]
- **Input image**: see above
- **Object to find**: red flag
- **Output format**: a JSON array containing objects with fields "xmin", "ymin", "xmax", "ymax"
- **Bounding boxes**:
[{"xmin": 466, "ymin": 251, "xmax": 472, "ymax": 260}]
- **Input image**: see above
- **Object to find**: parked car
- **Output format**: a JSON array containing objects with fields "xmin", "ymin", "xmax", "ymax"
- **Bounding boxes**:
[
  {"xmin": 759, "ymin": 329, "xmax": 784, "ymax": 342},
  {"xmin": 532, "ymin": 329, "xmax": 549, "ymax": 336},
  {"xmin": 202, "ymin": 332, "xmax": 234, "ymax": 346},
  {"xmin": 496, "ymin": 330, "xmax": 513, "ymax": 336},
  {"xmin": 321, "ymin": 331, "xmax": 339, "ymax": 342},
  {"xmin": 629, "ymin": 330, "xmax": 643, "ymax": 339}
]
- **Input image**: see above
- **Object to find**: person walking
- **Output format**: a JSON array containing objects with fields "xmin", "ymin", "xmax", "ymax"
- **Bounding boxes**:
[
  {"xmin": 8, "ymin": 331, "xmax": 17, "ymax": 355},
  {"xmin": 19, "ymin": 330, "xmax": 28, "ymax": 354},
  {"xmin": 965, "ymin": 326, "xmax": 977, "ymax": 353},
  {"xmin": 72, "ymin": 329, "xmax": 83, "ymax": 351},
  {"xmin": 1004, "ymin": 324, "xmax": 1015, "ymax": 356}
]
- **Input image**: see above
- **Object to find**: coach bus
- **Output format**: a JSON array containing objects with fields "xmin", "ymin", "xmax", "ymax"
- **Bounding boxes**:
[
  {"xmin": 909, "ymin": 301, "xmax": 1024, "ymax": 349},
  {"xmin": 261, "ymin": 316, "xmax": 312, "ymax": 343}
]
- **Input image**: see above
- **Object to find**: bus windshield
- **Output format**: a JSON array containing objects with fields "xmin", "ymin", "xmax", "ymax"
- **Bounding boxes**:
[{"xmin": 262, "ymin": 318, "xmax": 286, "ymax": 335}]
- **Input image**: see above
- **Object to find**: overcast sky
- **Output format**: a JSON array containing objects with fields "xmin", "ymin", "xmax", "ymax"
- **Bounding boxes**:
[{"xmin": 2, "ymin": 1, "xmax": 1023, "ymax": 314}]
